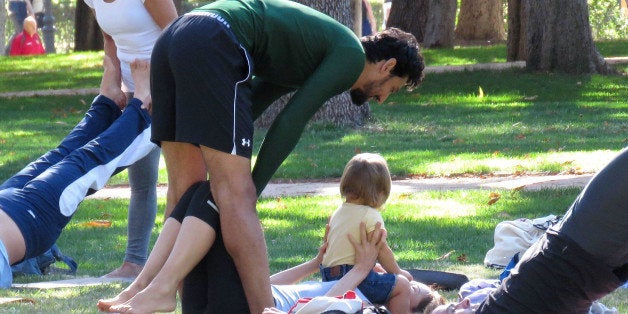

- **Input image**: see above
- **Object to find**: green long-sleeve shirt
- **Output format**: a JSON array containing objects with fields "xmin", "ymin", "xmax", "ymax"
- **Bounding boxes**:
[{"xmin": 195, "ymin": 0, "xmax": 365, "ymax": 195}]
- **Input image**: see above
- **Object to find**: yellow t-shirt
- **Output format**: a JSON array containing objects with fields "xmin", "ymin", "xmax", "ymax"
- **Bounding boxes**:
[{"xmin": 321, "ymin": 202, "xmax": 384, "ymax": 267}]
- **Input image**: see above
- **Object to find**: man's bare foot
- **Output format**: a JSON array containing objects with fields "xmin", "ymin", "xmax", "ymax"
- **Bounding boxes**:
[
  {"xmin": 109, "ymin": 283, "xmax": 177, "ymax": 314},
  {"xmin": 97, "ymin": 283, "xmax": 145, "ymax": 313},
  {"xmin": 103, "ymin": 261, "xmax": 142, "ymax": 279},
  {"xmin": 101, "ymin": 56, "xmax": 126, "ymax": 109},
  {"xmin": 130, "ymin": 59, "xmax": 151, "ymax": 112}
]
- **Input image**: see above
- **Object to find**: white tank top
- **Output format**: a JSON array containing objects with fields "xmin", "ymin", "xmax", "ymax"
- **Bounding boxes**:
[{"xmin": 84, "ymin": 0, "xmax": 162, "ymax": 92}]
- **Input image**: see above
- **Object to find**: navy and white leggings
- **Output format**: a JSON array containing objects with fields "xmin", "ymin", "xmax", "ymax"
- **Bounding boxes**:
[{"xmin": 0, "ymin": 95, "xmax": 156, "ymax": 260}]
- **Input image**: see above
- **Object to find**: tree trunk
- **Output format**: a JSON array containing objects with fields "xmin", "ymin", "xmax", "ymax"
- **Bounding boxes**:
[
  {"xmin": 386, "ymin": 0, "xmax": 456, "ymax": 48},
  {"xmin": 254, "ymin": 0, "xmax": 371, "ymax": 128},
  {"xmin": 508, "ymin": 0, "xmax": 613, "ymax": 74},
  {"xmin": 74, "ymin": 0, "xmax": 103, "ymax": 51},
  {"xmin": 456, "ymin": 0, "xmax": 505, "ymax": 43},
  {"xmin": 423, "ymin": 0, "xmax": 457, "ymax": 48},
  {"xmin": 507, "ymin": 0, "xmax": 525, "ymax": 61},
  {"xmin": 1, "ymin": 0, "xmax": 6, "ymax": 54},
  {"xmin": 386, "ymin": 0, "xmax": 429, "ymax": 43}
]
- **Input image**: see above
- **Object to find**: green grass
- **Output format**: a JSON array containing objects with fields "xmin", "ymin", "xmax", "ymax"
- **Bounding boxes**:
[
  {"xmin": 1, "ymin": 39, "xmax": 626, "ymax": 93},
  {"xmin": 1, "ymin": 64, "xmax": 626, "ymax": 183},
  {"xmin": 0, "ymin": 190, "xmax": 625, "ymax": 312}
]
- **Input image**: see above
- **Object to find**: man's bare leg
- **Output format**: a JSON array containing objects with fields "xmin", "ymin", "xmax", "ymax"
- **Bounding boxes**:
[
  {"xmin": 202, "ymin": 146, "xmax": 274, "ymax": 313},
  {"xmin": 102, "ymin": 59, "xmax": 152, "ymax": 280},
  {"xmin": 97, "ymin": 218, "xmax": 182, "ymax": 312},
  {"xmin": 109, "ymin": 216, "xmax": 216, "ymax": 314},
  {"xmin": 161, "ymin": 142, "xmax": 206, "ymax": 218}
]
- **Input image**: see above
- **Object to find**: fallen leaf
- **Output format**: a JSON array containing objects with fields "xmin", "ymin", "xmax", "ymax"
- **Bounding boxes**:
[
  {"xmin": 82, "ymin": 220, "xmax": 111, "ymax": 228},
  {"xmin": 436, "ymin": 250, "xmax": 455, "ymax": 261},
  {"xmin": 478, "ymin": 86, "xmax": 484, "ymax": 98},
  {"xmin": 457, "ymin": 254, "xmax": 468, "ymax": 262},
  {"xmin": 487, "ymin": 192, "xmax": 501, "ymax": 205},
  {"xmin": 354, "ymin": 147, "xmax": 362, "ymax": 154}
]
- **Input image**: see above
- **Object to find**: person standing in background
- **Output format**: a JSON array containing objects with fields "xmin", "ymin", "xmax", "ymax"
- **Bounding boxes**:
[
  {"xmin": 30, "ymin": 0, "xmax": 44, "ymax": 27},
  {"xmin": 9, "ymin": 15, "xmax": 45, "ymax": 56},
  {"xmin": 83, "ymin": 0, "xmax": 178, "ymax": 279},
  {"xmin": 7, "ymin": 0, "xmax": 33, "ymax": 34},
  {"xmin": 382, "ymin": 0, "xmax": 392, "ymax": 30},
  {"xmin": 362, "ymin": 0, "xmax": 377, "ymax": 36}
]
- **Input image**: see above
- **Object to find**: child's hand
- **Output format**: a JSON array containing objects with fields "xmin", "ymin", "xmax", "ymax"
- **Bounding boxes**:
[
  {"xmin": 400, "ymin": 269, "xmax": 413, "ymax": 282},
  {"xmin": 373, "ymin": 263, "xmax": 386, "ymax": 273}
]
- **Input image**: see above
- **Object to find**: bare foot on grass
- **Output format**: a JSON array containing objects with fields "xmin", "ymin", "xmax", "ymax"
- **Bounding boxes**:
[
  {"xmin": 102, "ymin": 261, "xmax": 142, "ymax": 279},
  {"xmin": 108, "ymin": 283, "xmax": 177, "ymax": 314},
  {"xmin": 100, "ymin": 56, "xmax": 126, "ymax": 109},
  {"xmin": 97, "ymin": 283, "xmax": 145, "ymax": 313},
  {"xmin": 130, "ymin": 59, "xmax": 151, "ymax": 112}
]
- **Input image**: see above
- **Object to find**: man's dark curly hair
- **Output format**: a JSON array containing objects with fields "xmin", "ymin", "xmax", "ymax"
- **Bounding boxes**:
[{"xmin": 361, "ymin": 28, "xmax": 425, "ymax": 89}]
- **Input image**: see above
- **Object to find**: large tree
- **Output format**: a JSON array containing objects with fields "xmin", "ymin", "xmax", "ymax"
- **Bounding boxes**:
[
  {"xmin": 255, "ymin": 0, "xmax": 370, "ymax": 128},
  {"xmin": 386, "ymin": 0, "xmax": 456, "ymax": 48},
  {"xmin": 455, "ymin": 0, "xmax": 505, "ymax": 43},
  {"xmin": 508, "ymin": 0, "xmax": 613, "ymax": 74},
  {"xmin": 1, "ymin": 0, "xmax": 6, "ymax": 54}
]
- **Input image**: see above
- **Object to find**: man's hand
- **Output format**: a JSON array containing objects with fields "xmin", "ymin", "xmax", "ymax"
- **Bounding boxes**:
[{"xmin": 349, "ymin": 222, "xmax": 386, "ymax": 270}]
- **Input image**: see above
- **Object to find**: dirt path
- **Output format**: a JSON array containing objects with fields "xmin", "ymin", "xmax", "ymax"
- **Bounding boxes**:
[{"xmin": 87, "ymin": 173, "xmax": 592, "ymax": 200}]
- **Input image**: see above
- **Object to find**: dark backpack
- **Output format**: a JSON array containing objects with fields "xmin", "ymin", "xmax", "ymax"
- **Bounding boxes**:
[{"xmin": 11, "ymin": 244, "xmax": 77, "ymax": 276}]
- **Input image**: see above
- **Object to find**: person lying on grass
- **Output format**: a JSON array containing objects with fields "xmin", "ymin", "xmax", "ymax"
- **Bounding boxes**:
[
  {"xmin": 0, "ymin": 57, "xmax": 155, "ymax": 288},
  {"xmin": 428, "ymin": 147, "xmax": 628, "ymax": 313},
  {"xmin": 98, "ymin": 181, "xmax": 445, "ymax": 313}
]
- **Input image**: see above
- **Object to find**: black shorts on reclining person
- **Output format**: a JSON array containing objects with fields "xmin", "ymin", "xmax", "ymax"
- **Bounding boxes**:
[{"xmin": 169, "ymin": 181, "xmax": 249, "ymax": 314}]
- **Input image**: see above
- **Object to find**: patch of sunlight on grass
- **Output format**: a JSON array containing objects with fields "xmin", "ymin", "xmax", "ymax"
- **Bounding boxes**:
[
  {"xmin": 262, "ymin": 218, "xmax": 294, "ymax": 228},
  {"xmin": 1, "ymin": 130, "xmax": 37, "ymax": 138},
  {"xmin": 426, "ymin": 150, "xmax": 617, "ymax": 175},
  {"xmin": 340, "ymin": 133, "xmax": 367, "ymax": 144},
  {"xmin": 387, "ymin": 197, "xmax": 477, "ymax": 218},
  {"xmin": 46, "ymin": 287, "xmax": 86, "ymax": 298},
  {"xmin": 537, "ymin": 150, "xmax": 617, "ymax": 172}
]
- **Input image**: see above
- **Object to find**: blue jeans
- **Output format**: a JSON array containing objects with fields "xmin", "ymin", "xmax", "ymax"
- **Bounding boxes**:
[
  {"xmin": 8, "ymin": 1, "xmax": 27, "ymax": 34},
  {"xmin": 321, "ymin": 264, "xmax": 397, "ymax": 304}
]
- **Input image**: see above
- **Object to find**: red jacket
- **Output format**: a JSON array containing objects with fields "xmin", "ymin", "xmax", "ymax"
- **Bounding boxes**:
[{"xmin": 10, "ymin": 31, "xmax": 46, "ymax": 56}]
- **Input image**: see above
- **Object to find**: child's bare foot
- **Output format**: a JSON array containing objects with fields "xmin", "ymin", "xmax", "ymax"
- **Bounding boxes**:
[
  {"xmin": 97, "ymin": 283, "xmax": 144, "ymax": 312},
  {"xmin": 109, "ymin": 283, "xmax": 177, "ymax": 314},
  {"xmin": 101, "ymin": 56, "xmax": 126, "ymax": 109},
  {"xmin": 130, "ymin": 59, "xmax": 151, "ymax": 112},
  {"xmin": 102, "ymin": 261, "xmax": 142, "ymax": 279}
]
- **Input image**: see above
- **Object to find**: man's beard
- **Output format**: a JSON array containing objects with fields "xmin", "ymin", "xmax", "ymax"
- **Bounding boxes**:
[{"xmin": 350, "ymin": 88, "xmax": 369, "ymax": 106}]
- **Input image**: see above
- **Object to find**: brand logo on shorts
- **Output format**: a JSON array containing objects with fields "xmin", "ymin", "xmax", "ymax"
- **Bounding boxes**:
[{"xmin": 241, "ymin": 138, "xmax": 251, "ymax": 148}]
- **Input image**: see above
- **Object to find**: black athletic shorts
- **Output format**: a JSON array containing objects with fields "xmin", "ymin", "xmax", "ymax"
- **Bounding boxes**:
[
  {"xmin": 151, "ymin": 12, "xmax": 254, "ymax": 158},
  {"xmin": 169, "ymin": 181, "xmax": 219, "ymax": 228}
]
